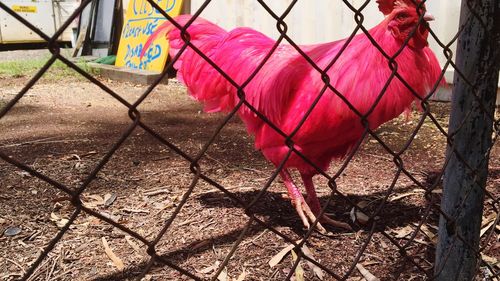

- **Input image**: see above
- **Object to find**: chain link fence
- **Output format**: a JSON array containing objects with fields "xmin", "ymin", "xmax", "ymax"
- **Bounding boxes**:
[{"xmin": 0, "ymin": 0, "xmax": 499, "ymax": 280}]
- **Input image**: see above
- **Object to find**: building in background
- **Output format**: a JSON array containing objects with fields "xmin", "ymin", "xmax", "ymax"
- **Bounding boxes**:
[
  {"xmin": 187, "ymin": 0, "xmax": 460, "ymax": 82},
  {"xmin": 0, "ymin": 0, "xmax": 78, "ymax": 49},
  {"xmin": 1, "ymin": 0, "xmax": 498, "ymax": 101}
]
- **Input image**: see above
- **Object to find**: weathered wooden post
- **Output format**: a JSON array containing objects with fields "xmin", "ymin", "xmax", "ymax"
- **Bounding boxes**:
[{"xmin": 434, "ymin": 0, "xmax": 499, "ymax": 280}]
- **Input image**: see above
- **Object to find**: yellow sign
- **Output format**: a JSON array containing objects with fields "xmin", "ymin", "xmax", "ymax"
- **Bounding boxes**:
[
  {"xmin": 115, "ymin": 0, "xmax": 183, "ymax": 71},
  {"xmin": 12, "ymin": 5, "xmax": 37, "ymax": 13}
]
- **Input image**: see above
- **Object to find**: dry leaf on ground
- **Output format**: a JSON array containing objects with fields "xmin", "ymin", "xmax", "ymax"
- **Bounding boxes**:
[
  {"xmin": 394, "ymin": 226, "xmax": 413, "ymax": 239},
  {"xmin": 124, "ymin": 235, "xmax": 142, "ymax": 253},
  {"xmin": 356, "ymin": 263, "xmax": 380, "ymax": 281},
  {"xmin": 291, "ymin": 250, "xmax": 305, "ymax": 281},
  {"xmin": 269, "ymin": 244, "xmax": 296, "ymax": 268},
  {"xmin": 104, "ymin": 193, "xmax": 117, "ymax": 207},
  {"xmin": 234, "ymin": 268, "xmax": 246, "ymax": 281},
  {"xmin": 102, "ymin": 237, "xmax": 124, "ymax": 270},
  {"xmin": 302, "ymin": 245, "xmax": 324, "ymax": 280},
  {"xmin": 350, "ymin": 201, "xmax": 370, "ymax": 224}
]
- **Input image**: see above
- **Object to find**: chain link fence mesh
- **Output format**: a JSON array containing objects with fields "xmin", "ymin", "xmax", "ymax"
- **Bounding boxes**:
[{"xmin": 0, "ymin": 0, "xmax": 498, "ymax": 280}]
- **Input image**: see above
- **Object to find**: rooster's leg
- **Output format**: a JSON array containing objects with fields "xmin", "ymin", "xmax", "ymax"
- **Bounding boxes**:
[
  {"xmin": 280, "ymin": 170, "xmax": 327, "ymax": 233},
  {"xmin": 301, "ymin": 174, "xmax": 351, "ymax": 230}
]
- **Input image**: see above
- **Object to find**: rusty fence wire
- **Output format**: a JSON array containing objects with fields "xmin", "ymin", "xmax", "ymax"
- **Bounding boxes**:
[{"xmin": 0, "ymin": 0, "xmax": 499, "ymax": 280}]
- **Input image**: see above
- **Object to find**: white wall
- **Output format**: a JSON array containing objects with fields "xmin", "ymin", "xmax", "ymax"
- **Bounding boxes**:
[
  {"xmin": 188, "ymin": 0, "xmax": 457, "ymax": 68},
  {"xmin": 187, "ymin": 0, "xmax": 499, "ymax": 103}
]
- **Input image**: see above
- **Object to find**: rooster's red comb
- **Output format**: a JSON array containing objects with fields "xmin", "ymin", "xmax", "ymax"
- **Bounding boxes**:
[{"xmin": 376, "ymin": 0, "xmax": 425, "ymax": 15}]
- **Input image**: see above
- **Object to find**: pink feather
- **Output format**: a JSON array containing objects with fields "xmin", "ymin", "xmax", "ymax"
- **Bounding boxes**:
[{"xmin": 146, "ymin": 11, "xmax": 444, "ymax": 176}]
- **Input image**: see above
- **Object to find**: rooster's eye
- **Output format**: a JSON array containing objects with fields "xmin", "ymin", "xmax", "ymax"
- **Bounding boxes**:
[{"xmin": 396, "ymin": 13, "xmax": 409, "ymax": 20}]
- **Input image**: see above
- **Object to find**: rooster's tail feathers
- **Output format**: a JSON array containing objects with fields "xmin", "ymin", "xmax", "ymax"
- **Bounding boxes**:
[
  {"xmin": 140, "ymin": 19, "xmax": 171, "ymax": 60},
  {"xmin": 140, "ymin": 15, "xmax": 226, "ymax": 64}
]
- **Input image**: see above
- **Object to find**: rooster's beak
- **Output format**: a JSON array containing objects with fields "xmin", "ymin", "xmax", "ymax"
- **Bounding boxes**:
[{"xmin": 423, "ymin": 12, "xmax": 435, "ymax": 22}]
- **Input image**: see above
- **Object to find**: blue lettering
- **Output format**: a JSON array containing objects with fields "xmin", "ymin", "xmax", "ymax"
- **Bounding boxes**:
[
  {"xmin": 123, "ymin": 43, "xmax": 162, "ymax": 70},
  {"xmin": 165, "ymin": 0, "xmax": 176, "ymax": 12},
  {"xmin": 122, "ymin": 19, "xmax": 160, "ymax": 39},
  {"xmin": 132, "ymin": 0, "xmax": 173, "ymax": 16},
  {"xmin": 124, "ymin": 43, "xmax": 142, "ymax": 60}
]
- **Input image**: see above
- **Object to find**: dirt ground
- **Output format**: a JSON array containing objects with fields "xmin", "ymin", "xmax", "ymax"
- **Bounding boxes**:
[{"xmin": 0, "ymin": 71, "xmax": 498, "ymax": 281}]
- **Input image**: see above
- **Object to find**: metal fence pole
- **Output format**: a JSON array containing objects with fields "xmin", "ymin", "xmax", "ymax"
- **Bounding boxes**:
[{"xmin": 435, "ymin": 0, "xmax": 499, "ymax": 280}]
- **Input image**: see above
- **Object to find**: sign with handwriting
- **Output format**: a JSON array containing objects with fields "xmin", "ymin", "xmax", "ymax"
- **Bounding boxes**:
[{"xmin": 115, "ymin": 0, "xmax": 183, "ymax": 71}]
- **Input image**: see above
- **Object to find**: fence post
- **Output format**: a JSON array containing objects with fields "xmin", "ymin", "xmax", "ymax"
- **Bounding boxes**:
[{"xmin": 434, "ymin": 0, "xmax": 499, "ymax": 280}]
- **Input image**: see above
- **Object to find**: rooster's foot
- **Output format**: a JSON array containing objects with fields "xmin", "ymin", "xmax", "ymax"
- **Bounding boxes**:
[
  {"xmin": 293, "ymin": 199, "xmax": 329, "ymax": 234},
  {"xmin": 304, "ymin": 197, "xmax": 351, "ymax": 230}
]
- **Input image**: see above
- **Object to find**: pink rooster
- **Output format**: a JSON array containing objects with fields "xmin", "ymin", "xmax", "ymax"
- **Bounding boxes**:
[{"xmin": 142, "ymin": 0, "xmax": 443, "ymax": 232}]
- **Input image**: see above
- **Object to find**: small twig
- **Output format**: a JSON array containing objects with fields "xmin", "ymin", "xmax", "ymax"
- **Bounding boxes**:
[
  {"xmin": 0, "ymin": 138, "xmax": 89, "ymax": 148},
  {"xmin": 241, "ymin": 166, "xmax": 267, "ymax": 175},
  {"xmin": 240, "ymin": 229, "xmax": 269, "ymax": 247},
  {"xmin": 143, "ymin": 188, "xmax": 170, "ymax": 196},
  {"xmin": 198, "ymin": 221, "xmax": 216, "ymax": 231},
  {"xmin": 80, "ymin": 150, "xmax": 98, "ymax": 158},
  {"xmin": 1, "ymin": 273, "xmax": 22, "ymax": 279},
  {"xmin": 204, "ymin": 153, "xmax": 228, "ymax": 167},
  {"xmin": 0, "ymin": 137, "xmax": 57, "ymax": 148},
  {"xmin": 176, "ymin": 212, "xmax": 198, "ymax": 227},
  {"xmin": 46, "ymin": 269, "xmax": 74, "ymax": 281},
  {"xmin": 45, "ymin": 253, "xmax": 59, "ymax": 281},
  {"xmin": 206, "ymin": 153, "xmax": 268, "ymax": 174},
  {"xmin": 153, "ymin": 203, "xmax": 175, "ymax": 217},
  {"xmin": 27, "ymin": 254, "xmax": 54, "ymax": 281},
  {"xmin": 122, "ymin": 208, "xmax": 149, "ymax": 214},
  {"xmin": 6, "ymin": 258, "xmax": 26, "ymax": 274},
  {"xmin": 195, "ymin": 185, "xmax": 257, "ymax": 196},
  {"xmin": 364, "ymin": 153, "xmax": 393, "ymax": 162},
  {"xmin": 152, "ymin": 156, "xmax": 170, "ymax": 161},
  {"xmin": 23, "ymin": 230, "xmax": 42, "ymax": 242},
  {"xmin": 356, "ymin": 263, "xmax": 380, "ymax": 281},
  {"xmin": 125, "ymin": 235, "xmax": 142, "ymax": 253},
  {"xmin": 270, "ymin": 268, "xmax": 280, "ymax": 279},
  {"xmin": 177, "ymin": 218, "xmax": 199, "ymax": 227}
]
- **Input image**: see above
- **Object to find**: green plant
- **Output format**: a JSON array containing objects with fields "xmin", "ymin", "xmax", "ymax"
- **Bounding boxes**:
[{"xmin": 0, "ymin": 56, "xmax": 98, "ymax": 80}]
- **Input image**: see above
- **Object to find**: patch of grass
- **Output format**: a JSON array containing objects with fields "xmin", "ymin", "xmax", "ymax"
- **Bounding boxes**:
[{"xmin": 0, "ymin": 56, "xmax": 98, "ymax": 80}]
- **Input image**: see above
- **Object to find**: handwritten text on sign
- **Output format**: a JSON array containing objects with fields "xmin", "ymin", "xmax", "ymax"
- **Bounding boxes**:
[{"xmin": 115, "ymin": 0, "xmax": 183, "ymax": 71}]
